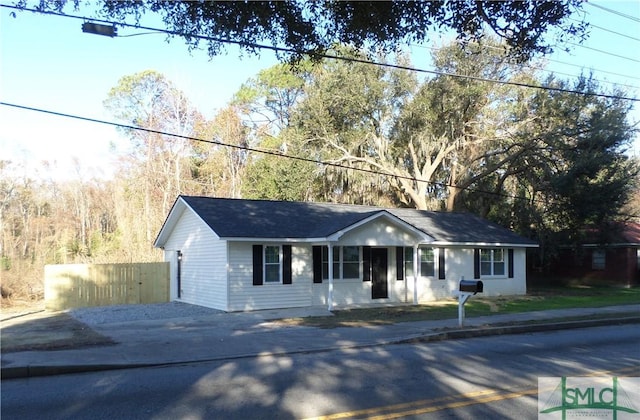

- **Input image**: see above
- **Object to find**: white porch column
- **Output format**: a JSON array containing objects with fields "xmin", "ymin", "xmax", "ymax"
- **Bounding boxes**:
[
  {"xmin": 328, "ymin": 243, "xmax": 334, "ymax": 311},
  {"xmin": 413, "ymin": 244, "xmax": 419, "ymax": 304}
]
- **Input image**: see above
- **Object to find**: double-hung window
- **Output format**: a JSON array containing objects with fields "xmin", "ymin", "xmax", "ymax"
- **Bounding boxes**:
[
  {"xmin": 480, "ymin": 249, "xmax": 505, "ymax": 277},
  {"xmin": 342, "ymin": 246, "xmax": 360, "ymax": 278},
  {"xmin": 402, "ymin": 247, "xmax": 436, "ymax": 278},
  {"xmin": 420, "ymin": 247, "xmax": 435, "ymax": 277},
  {"xmin": 321, "ymin": 246, "xmax": 360, "ymax": 279},
  {"xmin": 321, "ymin": 246, "xmax": 337, "ymax": 280},
  {"xmin": 264, "ymin": 245, "xmax": 281, "ymax": 283},
  {"xmin": 404, "ymin": 248, "xmax": 414, "ymax": 278},
  {"xmin": 253, "ymin": 244, "xmax": 292, "ymax": 285}
]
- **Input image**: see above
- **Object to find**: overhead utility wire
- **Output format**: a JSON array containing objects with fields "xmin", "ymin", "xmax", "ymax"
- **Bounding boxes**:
[
  {"xmin": 565, "ymin": 41, "xmax": 640, "ymax": 64},
  {"xmin": 8, "ymin": 3, "xmax": 640, "ymax": 72},
  {"xmin": 569, "ymin": 18, "xmax": 640, "ymax": 42},
  {"xmin": 410, "ymin": 43, "xmax": 640, "ymax": 90},
  {"xmin": 0, "ymin": 101, "xmax": 541, "ymax": 204},
  {"xmin": 2, "ymin": 4, "xmax": 638, "ymax": 102},
  {"xmin": 0, "ymin": 101, "xmax": 418, "ymax": 179},
  {"xmin": 586, "ymin": 2, "xmax": 640, "ymax": 23},
  {"xmin": 539, "ymin": 59, "xmax": 640, "ymax": 84}
]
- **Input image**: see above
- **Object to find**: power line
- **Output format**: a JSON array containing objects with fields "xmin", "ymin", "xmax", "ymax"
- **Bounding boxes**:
[
  {"xmin": 410, "ymin": 43, "xmax": 640, "ymax": 91},
  {"xmin": 0, "ymin": 101, "xmax": 545, "ymax": 204},
  {"xmin": 565, "ymin": 41, "xmax": 640, "ymax": 64},
  {"xmin": 0, "ymin": 101, "xmax": 402, "ymax": 176},
  {"xmin": 586, "ymin": 2, "xmax": 640, "ymax": 23},
  {"xmin": 531, "ymin": 66, "xmax": 639, "ymax": 91},
  {"xmin": 541, "ymin": 57, "xmax": 640, "ymax": 84},
  {"xmin": 2, "ymin": 3, "xmax": 638, "ymax": 102},
  {"xmin": 576, "ymin": 19, "xmax": 640, "ymax": 42}
]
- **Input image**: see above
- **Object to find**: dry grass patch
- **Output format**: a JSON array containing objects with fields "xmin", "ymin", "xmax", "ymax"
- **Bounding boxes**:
[{"xmin": 1, "ymin": 311, "xmax": 114, "ymax": 353}]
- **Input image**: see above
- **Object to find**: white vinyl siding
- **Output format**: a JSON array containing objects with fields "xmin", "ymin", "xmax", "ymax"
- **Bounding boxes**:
[
  {"xmin": 313, "ymin": 278, "xmax": 376, "ymax": 306},
  {"xmin": 162, "ymin": 208, "xmax": 228, "ymax": 311},
  {"xmin": 228, "ymin": 242, "xmax": 311, "ymax": 311},
  {"xmin": 409, "ymin": 247, "xmax": 528, "ymax": 302},
  {"xmin": 338, "ymin": 218, "xmax": 422, "ymax": 246}
]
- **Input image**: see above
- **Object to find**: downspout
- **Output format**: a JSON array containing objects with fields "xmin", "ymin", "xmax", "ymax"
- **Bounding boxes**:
[
  {"xmin": 328, "ymin": 242, "xmax": 334, "ymax": 311},
  {"xmin": 413, "ymin": 244, "xmax": 419, "ymax": 304}
]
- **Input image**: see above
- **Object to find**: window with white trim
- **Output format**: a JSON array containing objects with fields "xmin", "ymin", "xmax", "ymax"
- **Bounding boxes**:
[
  {"xmin": 322, "ymin": 245, "xmax": 336, "ymax": 280},
  {"xmin": 420, "ymin": 247, "xmax": 435, "ymax": 277},
  {"xmin": 321, "ymin": 246, "xmax": 360, "ymax": 279},
  {"xmin": 264, "ymin": 245, "xmax": 281, "ymax": 283},
  {"xmin": 342, "ymin": 246, "xmax": 360, "ymax": 278},
  {"xmin": 480, "ymin": 248, "xmax": 505, "ymax": 276},
  {"xmin": 403, "ymin": 247, "xmax": 436, "ymax": 278},
  {"xmin": 404, "ymin": 247, "xmax": 414, "ymax": 278}
]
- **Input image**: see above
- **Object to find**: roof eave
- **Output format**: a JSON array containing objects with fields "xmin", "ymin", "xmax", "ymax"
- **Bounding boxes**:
[
  {"xmin": 579, "ymin": 242, "xmax": 640, "ymax": 248},
  {"xmin": 431, "ymin": 241, "xmax": 539, "ymax": 248},
  {"xmin": 154, "ymin": 196, "xmax": 222, "ymax": 248},
  {"xmin": 216, "ymin": 239, "xmax": 538, "ymax": 248},
  {"xmin": 153, "ymin": 197, "xmax": 187, "ymax": 248},
  {"xmin": 218, "ymin": 237, "xmax": 329, "ymax": 243}
]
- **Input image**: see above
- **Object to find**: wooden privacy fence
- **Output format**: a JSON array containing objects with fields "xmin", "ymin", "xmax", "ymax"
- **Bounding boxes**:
[{"xmin": 44, "ymin": 262, "xmax": 169, "ymax": 311}]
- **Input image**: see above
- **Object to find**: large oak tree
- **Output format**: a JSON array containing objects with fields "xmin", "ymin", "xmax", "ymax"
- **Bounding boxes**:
[{"xmin": 22, "ymin": 1, "xmax": 586, "ymax": 62}]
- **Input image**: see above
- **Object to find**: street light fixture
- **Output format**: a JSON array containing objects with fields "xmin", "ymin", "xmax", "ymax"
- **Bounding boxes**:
[{"xmin": 82, "ymin": 22, "xmax": 117, "ymax": 37}]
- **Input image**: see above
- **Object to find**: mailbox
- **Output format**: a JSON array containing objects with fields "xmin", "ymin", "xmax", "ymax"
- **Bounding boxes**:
[{"xmin": 459, "ymin": 280, "xmax": 483, "ymax": 294}]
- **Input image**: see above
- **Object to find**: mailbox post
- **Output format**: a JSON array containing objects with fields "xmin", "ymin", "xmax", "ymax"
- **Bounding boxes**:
[{"xmin": 457, "ymin": 277, "xmax": 483, "ymax": 327}]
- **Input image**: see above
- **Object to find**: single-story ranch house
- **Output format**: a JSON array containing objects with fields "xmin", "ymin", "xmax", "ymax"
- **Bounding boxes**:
[{"xmin": 154, "ymin": 196, "xmax": 538, "ymax": 312}]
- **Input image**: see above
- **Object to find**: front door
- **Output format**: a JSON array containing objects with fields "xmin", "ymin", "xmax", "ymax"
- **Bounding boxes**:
[{"xmin": 371, "ymin": 248, "xmax": 388, "ymax": 299}]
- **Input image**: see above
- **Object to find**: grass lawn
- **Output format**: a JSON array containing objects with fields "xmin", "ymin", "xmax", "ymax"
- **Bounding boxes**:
[{"xmin": 278, "ymin": 286, "xmax": 640, "ymax": 328}]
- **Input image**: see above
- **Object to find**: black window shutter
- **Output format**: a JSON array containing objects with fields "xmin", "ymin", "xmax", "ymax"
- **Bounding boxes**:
[
  {"xmin": 253, "ymin": 245, "xmax": 263, "ymax": 286},
  {"xmin": 474, "ymin": 248, "xmax": 480, "ymax": 279},
  {"xmin": 312, "ymin": 246, "xmax": 323, "ymax": 283},
  {"xmin": 363, "ymin": 246, "xmax": 371, "ymax": 282},
  {"xmin": 396, "ymin": 247, "xmax": 404, "ymax": 281},
  {"xmin": 508, "ymin": 249, "xmax": 514, "ymax": 278},
  {"xmin": 438, "ymin": 248, "xmax": 446, "ymax": 279},
  {"xmin": 283, "ymin": 245, "xmax": 292, "ymax": 284}
]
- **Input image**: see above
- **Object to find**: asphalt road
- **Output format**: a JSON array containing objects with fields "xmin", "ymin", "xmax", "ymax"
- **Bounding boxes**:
[{"xmin": 2, "ymin": 324, "xmax": 639, "ymax": 420}]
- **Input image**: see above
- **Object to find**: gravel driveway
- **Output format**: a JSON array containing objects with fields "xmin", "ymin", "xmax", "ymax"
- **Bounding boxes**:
[{"xmin": 69, "ymin": 302, "xmax": 224, "ymax": 326}]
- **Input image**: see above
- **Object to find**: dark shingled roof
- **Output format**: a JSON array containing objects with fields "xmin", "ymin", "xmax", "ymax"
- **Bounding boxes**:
[
  {"xmin": 387, "ymin": 208, "xmax": 536, "ymax": 245},
  {"xmin": 178, "ymin": 196, "xmax": 537, "ymax": 246},
  {"xmin": 581, "ymin": 222, "xmax": 640, "ymax": 245}
]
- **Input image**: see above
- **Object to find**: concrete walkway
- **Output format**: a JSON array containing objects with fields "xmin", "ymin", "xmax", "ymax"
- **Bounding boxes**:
[{"xmin": 2, "ymin": 304, "xmax": 639, "ymax": 379}]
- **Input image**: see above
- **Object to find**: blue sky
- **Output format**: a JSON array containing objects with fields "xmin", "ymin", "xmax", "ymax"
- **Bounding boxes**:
[{"xmin": 1, "ymin": 1, "xmax": 639, "ymax": 180}]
